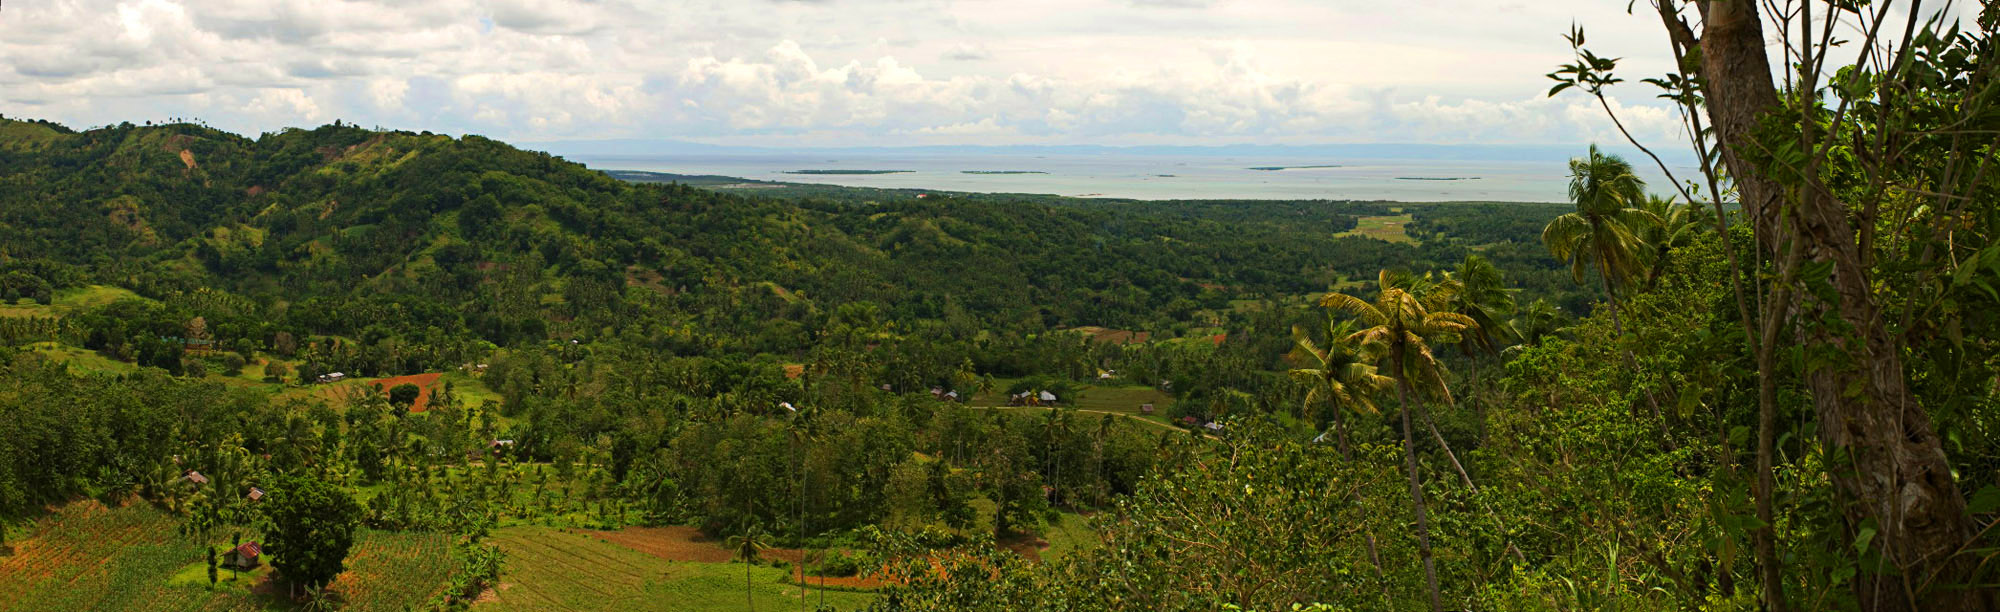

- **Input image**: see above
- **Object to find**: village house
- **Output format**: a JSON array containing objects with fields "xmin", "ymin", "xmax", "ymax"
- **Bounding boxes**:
[
  {"xmin": 184, "ymin": 470, "xmax": 208, "ymax": 485},
  {"xmin": 246, "ymin": 486, "xmax": 263, "ymax": 502},
  {"xmin": 222, "ymin": 541, "xmax": 262, "ymax": 570}
]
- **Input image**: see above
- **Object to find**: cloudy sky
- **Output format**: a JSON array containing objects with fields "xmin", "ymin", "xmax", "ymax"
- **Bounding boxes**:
[{"xmin": 0, "ymin": 1, "xmax": 1976, "ymax": 147}]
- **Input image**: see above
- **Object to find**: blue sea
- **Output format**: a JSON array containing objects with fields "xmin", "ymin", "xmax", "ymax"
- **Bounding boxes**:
[{"xmin": 570, "ymin": 152, "xmax": 1686, "ymax": 203}]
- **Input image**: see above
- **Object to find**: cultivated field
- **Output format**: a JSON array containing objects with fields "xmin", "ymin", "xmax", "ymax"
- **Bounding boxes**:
[
  {"xmin": 1335, "ymin": 213, "xmax": 1417, "ymax": 244},
  {"xmin": 0, "ymin": 500, "xmax": 452, "ymax": 612},
  {"xmin": 478, "ymin": 526, "xmax": 876, "ymax": 611}
]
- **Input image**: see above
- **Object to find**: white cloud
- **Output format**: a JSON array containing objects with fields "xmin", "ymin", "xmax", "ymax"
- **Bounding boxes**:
[{"xmin": 3, "ymin": 0, "xmax": 1934, "ymax": 147}]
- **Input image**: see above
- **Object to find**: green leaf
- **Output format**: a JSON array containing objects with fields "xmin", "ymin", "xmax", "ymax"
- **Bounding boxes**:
[
  {"xmin": 1969, "ymin": 485, "xmax": 2000, "ymax": 515},
  {"xmin": 1854, "ymin": 520, "xmax": 1878, "ymax": 555}
]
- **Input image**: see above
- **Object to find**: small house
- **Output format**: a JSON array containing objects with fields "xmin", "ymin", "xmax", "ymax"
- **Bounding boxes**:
[
  {"xmin": 1038, "ymin": 391, "xmax": 1058, "ymax": 405},
  {"xmin": 184, "ymin": 470, "xmax": 208, "ymax": 485},
  {"xmin": 222, "ymin": 542, "xmax": 262, "ymax": 570},
  {"xmin": 247, "ymin": 486, "xmax": 264, "ymax": 502},
  {"xmin": 930, "ymin": 387, "xmax": 945, "ymax": 399},
  {"xmin": 1205, "ymin": 422, "xmax": 1225, "ymax": 432},
  {"xmin": 1140, "ymin": 403, "xmax": 1155, "ymax": 414},
  {"xmin": 945, "ymin": 391, "xmax": 960, "ymax": 402}
]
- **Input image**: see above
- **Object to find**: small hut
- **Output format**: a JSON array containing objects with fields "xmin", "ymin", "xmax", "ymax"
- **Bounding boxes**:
[{"xmin": 222, "ymin": 542, "xmax": 262, "ymax": 570}]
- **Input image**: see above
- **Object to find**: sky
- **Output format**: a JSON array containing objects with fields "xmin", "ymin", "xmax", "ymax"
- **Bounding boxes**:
[{"xmin": 0, "ymin": 1, "xmax": 1982, "ymax": 148}]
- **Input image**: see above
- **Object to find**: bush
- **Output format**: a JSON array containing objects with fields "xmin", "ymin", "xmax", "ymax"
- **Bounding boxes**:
[
  {"xmin": 808, "ymin": 550, "xmax": 870, "ymax": 578},
  {"xmin": 221, "ymin": 353, "xmax": 247, "ymax": 376}
]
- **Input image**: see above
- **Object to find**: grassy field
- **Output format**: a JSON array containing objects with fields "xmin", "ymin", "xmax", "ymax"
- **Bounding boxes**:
[
  {"xmin": 480, "ymin": 526, "xmax": 876, "ymax": 611},
  {"xmin": 1038, "ymin": 512, "xmax": 1102, "ymax": 561},
  {"xmin": 0, "ymin": 500, "xmax": 451, "ymax": 612},
  {"xmin": 0, "ymin": 285, "xmax": 146, "ymax": 319},
  {"xmin": 19, "ymin": 342, "xmax": 141, "ymax": 376},
  {"xmin": 1070, "ymin": 385, "xmax": 1176, "ymax": 426},
  {"xmin": 1336, "ymin": 214, "xmax": 1417, "ymax": 244}
]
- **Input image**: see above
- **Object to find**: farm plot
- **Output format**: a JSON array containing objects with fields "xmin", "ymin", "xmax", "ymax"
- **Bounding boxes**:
[
  {"xmin": 479, "ymin": 526, "xmax": 875, "ymax": 612},
  {"xmin": 0, "ymin": 501, "xmax": 266, "ymax": 612},
  {"xmin": 330, "ymin": 530, "xmax": 456, "ymax": 612},
  {"xmin": 0, "ymin": 500, "xmax": 453, "ymax": 612}
]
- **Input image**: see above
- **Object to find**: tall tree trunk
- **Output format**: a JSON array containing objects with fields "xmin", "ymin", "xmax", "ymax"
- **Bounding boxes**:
[
  {"xmin": 1600, "ymin": 252, "xmax": 1673, "ymax": 443},
  {"xmin": 1394, "ymin": 343, "xmax": 1444, "ymax": 612},
  {"xmin": 797, "ymin": 440, "xmax": 806, "ymax": 612},
  {"xmin": 1694, "ymin": 1, "xmax": 1982, "ymax": 609},
  {"xmin": 1420, "ymin": 404, "xmax": 1526, "ymax": 565},
  {"xmin": 1329, "ymin": 396, "xmax": 1388, "ymax": 585}
]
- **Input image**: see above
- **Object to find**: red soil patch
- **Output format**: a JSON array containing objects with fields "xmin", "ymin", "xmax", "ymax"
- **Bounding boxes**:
[
  {"xmin": 594, "ymin": 526, "xmax": 731, "ymax": 563},
  {"xmin": 591, "ymin": 526, "xmax": 889, "ymax": 588},
  {"xmin": 997, "ymin": 533, "xmax": 1047, "ymax": 563},
  {"xmin": 369, "ymin": 372, "xmax": 443, "ymax": 413}
]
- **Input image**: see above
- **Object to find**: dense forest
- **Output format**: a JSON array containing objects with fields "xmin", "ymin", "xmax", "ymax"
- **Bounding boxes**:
[{"xmin": 2, "ymin": 2, "xmax": 1998, "ymax": 611}]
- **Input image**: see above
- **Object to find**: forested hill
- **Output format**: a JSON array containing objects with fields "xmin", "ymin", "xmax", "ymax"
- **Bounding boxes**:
[{"xmin": 0, "ymin": 116, "xmax": 1568, "ymax": 363}]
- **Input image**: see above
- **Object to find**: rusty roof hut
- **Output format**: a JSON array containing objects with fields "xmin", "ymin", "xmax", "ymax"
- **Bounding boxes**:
[{"xmin": 222, "ymin": 541, "xmax": 262, "ymax": 570}]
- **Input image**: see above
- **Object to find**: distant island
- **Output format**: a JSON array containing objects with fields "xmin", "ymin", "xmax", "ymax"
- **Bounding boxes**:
[
  {"xmin": 784, "ymin": 169, "xmax": 913, "ymax": 175},
  {"xmin": 1247, "ymin": 164, "xmax": 1343, "ymax": 171},
  {"xmin": 961, "ymin": 170, "xmax": 1048, "ymax": 175},
  {"xmin": 1396, "ymin": 176, "xmax": 1482, "ymax": 181}
]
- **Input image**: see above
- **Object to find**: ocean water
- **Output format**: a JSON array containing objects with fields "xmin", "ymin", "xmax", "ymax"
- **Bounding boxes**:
[{"xmin": 572, "ymin": 153, "xmax": 1685, "ymax": 203}]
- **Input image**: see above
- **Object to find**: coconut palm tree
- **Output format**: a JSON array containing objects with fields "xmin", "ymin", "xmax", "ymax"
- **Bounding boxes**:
[
  {"xmin": 1637, "ymin": 194, "xmax": 1700, "ymax": 290},
  {"xmin": 727, "ymin": 523, "xmax": 771, "ymax": 612},
  {"xmin": 1287, "ymin": 313, "xmax": 1394, "ymax": 583},
  {"xmin": 1287, "ymin": 315, "xmax": 1392, "ymax": 458},
  {"xmin": 1321, "ymin": 270, "xmax": 1476, "ymax": 612},
  {"xmin": 1434, "ymin": 254, "xmax": 1516, "ymax": 444},
  {"xmin": 1508, "ymin": 299, "xmax": 1565, "ymax": 348},
  {"xmin": 1542, "ymin": 145, "xmax": 1659, "ymax": 335}
]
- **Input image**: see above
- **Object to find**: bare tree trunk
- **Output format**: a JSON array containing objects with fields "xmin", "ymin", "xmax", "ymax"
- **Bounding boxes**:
[
  {"xmin": 1694, "ymin": 1, "xmax": 1982, "ymax": 609},
  {"xmin": 1394, "ymin": 344, "xmax": 1444, "ymax": 612},
  {"xmin": 1330, "ymin": 398, "xmax": 1388, "ymax": 585},
  {"xmin": 1420, "ymin": 405, "xmax": 1526, "ymax": 565}
]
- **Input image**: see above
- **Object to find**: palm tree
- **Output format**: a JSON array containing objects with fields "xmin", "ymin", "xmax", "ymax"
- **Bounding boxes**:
[
  {"xmin": 1542, "ymin": 145, "xmax": 1659, "ymax": 335},
  {"xmin": 1287, "ymin": 313, "xmax": 1394, "ymax": 583},
  {"xmin": 727, "ymin": 524, "xmax": 771, "ymax": 612},
  {"xmin": 1322, "ymin": 270, "xmax": 1476, "ymax": 612},
  {"xmin": 1434, "ymin": 255, "xmax": 1516, "ymax": 444},
  {"xmin": 1637, "ymin": 194, "xmax": 1699, "ymax": 290},
  {"xmin": 1287, "ymin": 315, "xmax": 1392, "ymax": 458},
  {"xmin": 1508, "ymin": 299, "xmax": 1565, "ymax": 348}
]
